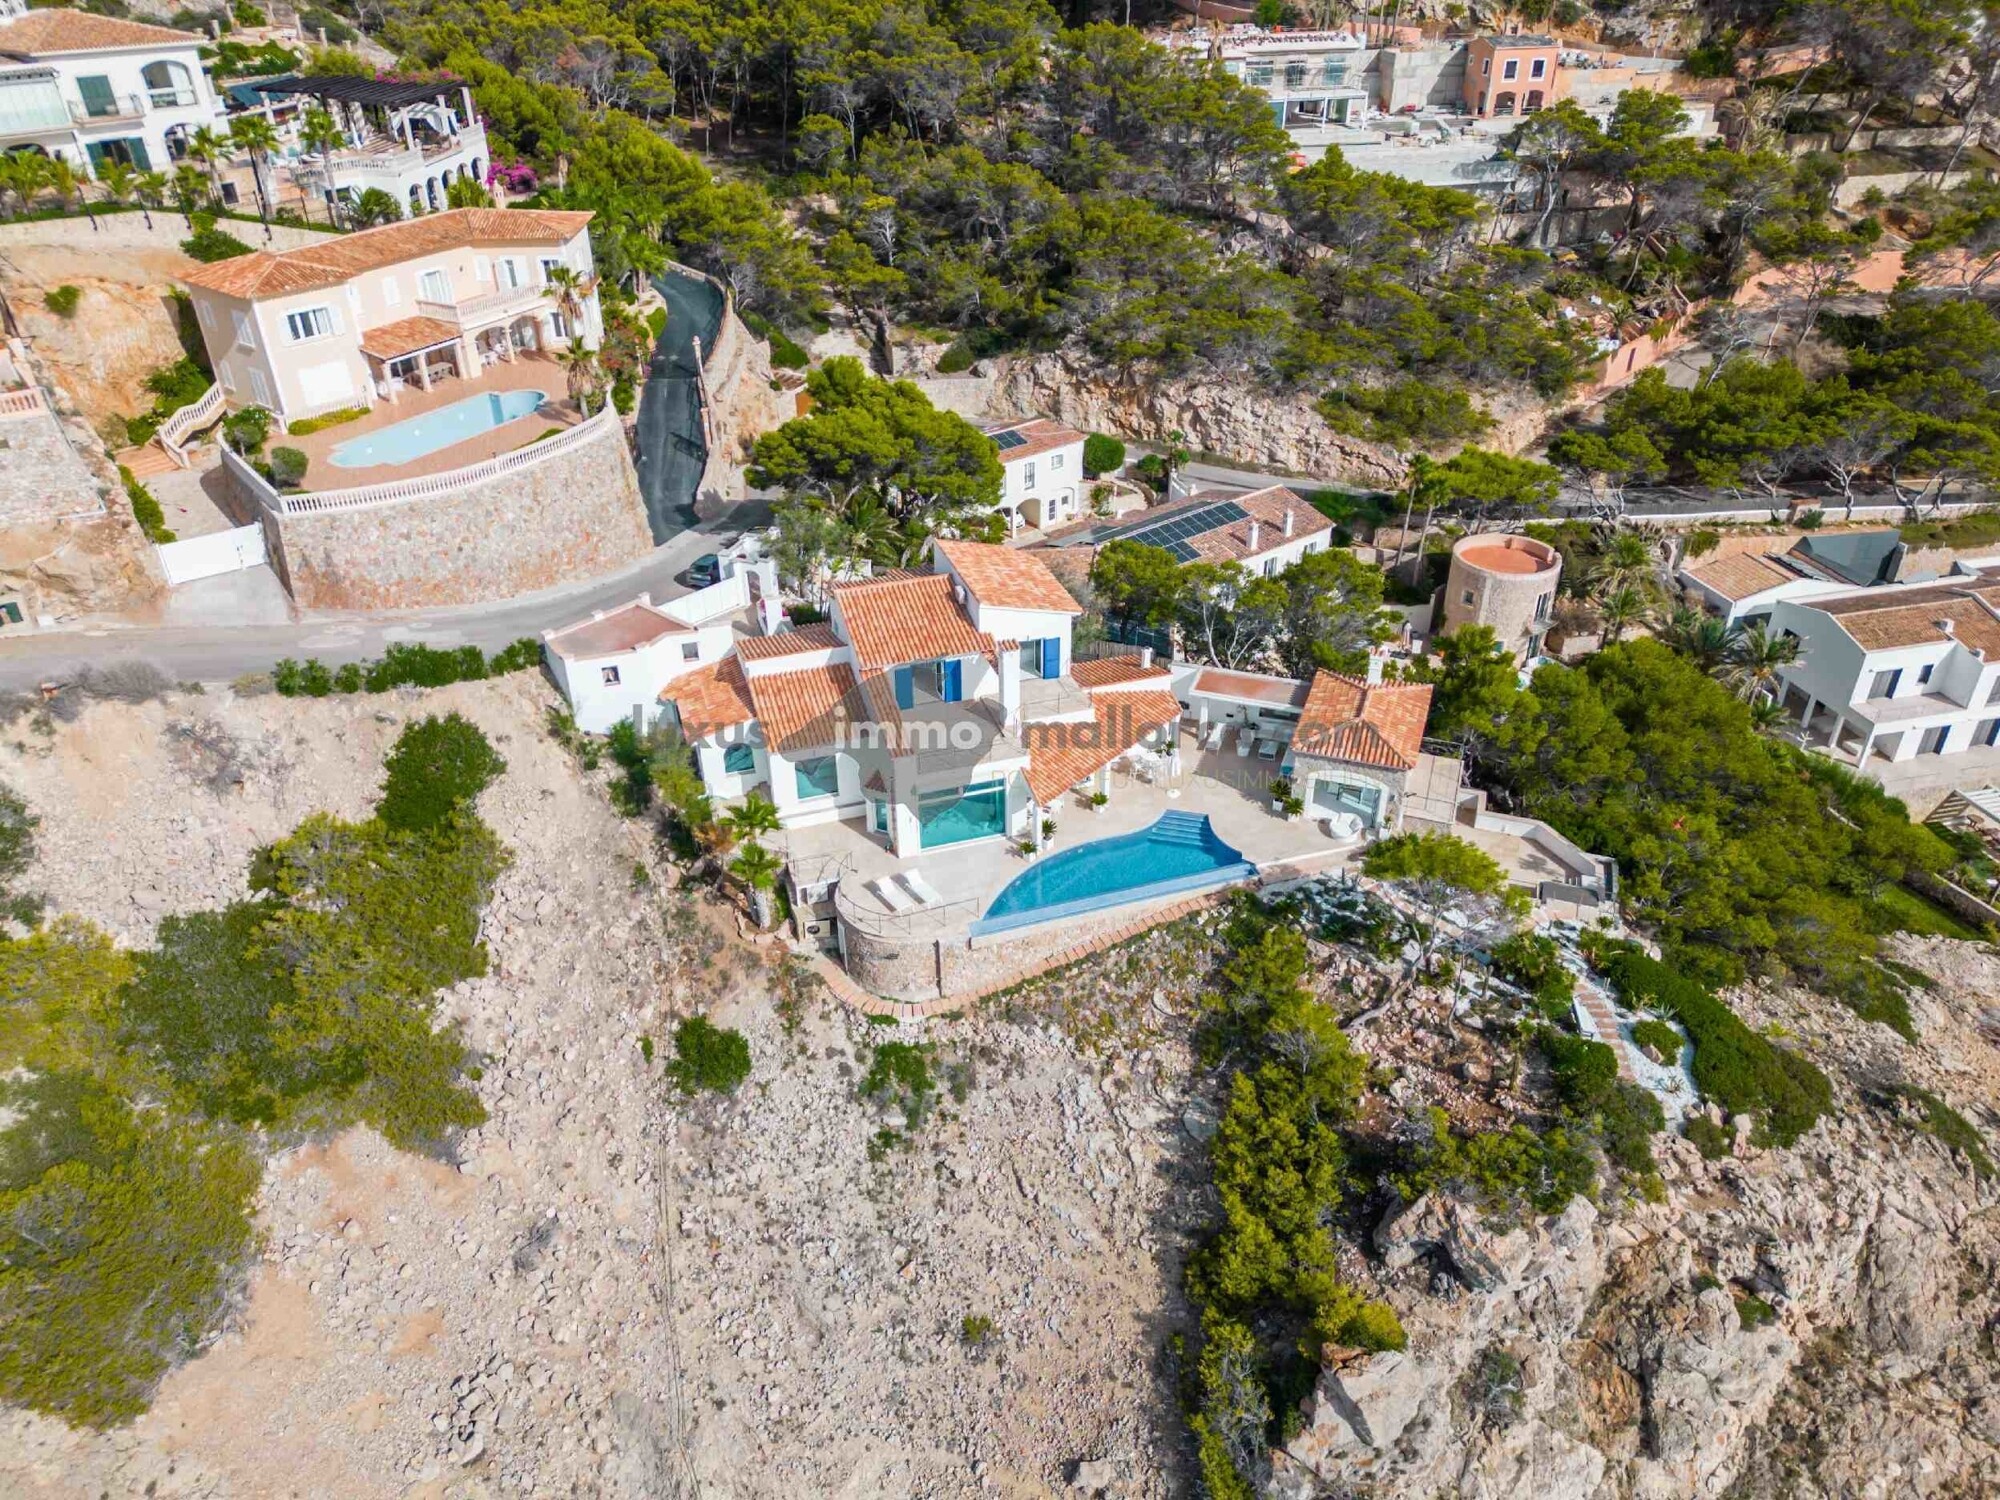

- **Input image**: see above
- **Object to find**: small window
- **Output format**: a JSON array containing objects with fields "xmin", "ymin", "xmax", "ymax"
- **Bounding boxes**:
[
  {"xmin": 1284, "ymin": 60, "xmax": 1307, "ymax": 89},
  {"xmin": 681, "ymin": 641, "xmax": 700, "ymax": 661},
  {"xmin": 1247, "ymin": 61, "xmax": 1273, "ymax": 86},
  {"xmin": 540, "ymin": 257, "xmax": 564, "ymax": 283},
  {"xmin": 497, "ymin": 257, "xmax": 523, "ymax": 289},
  {"xmin": 1530, "ymin": 57, "xmax": 1547, "ymax": 79},
  {"xmin": 723, "ymin": 742, "xmax": 757, "ymax": 775},
  {"xmin": 1461, "ymin": 588, "xmax": 1476, "ymax": 605},
  {"xmin": 284, "ymin": 306, "xmax": 334, "ymax": 343},
  {"xmin": 474, "ymin": 256, "xmax": 490, "ymax": 283},
  {"xmin": 550, "ymin": 312, "xmax": 571, "ymax": 339},
  {"xmin": 217, "ymin": 363, "xmax": 235, "ymax": 393},
  {"xmin": 419, "ymin": 269, "xmax": 451, "ymax": 304},
  {"xmin": 1482, "ymin": 57, "xmax": 1491, "ymax": 76},
  {"xmin": 601, "ymin": 665, "xmax": 621, "ymax": 685},
  {"xmin": 1502, "ymin": 58, "xmax": 1519, "ymax": 80},
  {"xmin": 196, "ymin": 301, "xmax": 212, "ymax": 327},
  {"xmin": 1321, "ymin": 59, "xmax": 1348, "ymax": 86},
  {"xmin": 247, "ymin": 367, "xmax": 272, "ymax": 407},
  {"xmin": 1051, "ymin": 453, "xmax": 1064, "ymax": 471},
  {"xmin": 795, "ymin": 755, "xmax": 840, "ymax": 800},
  {"xmin": 1023, "ymin": 460, "xmax": 1037, "ymax": 488},
  {"xmin": 232, "ymin": 310, "xmax": 255, "ymax": 348},
  {"xmin": 381, "ymin": 276, "xmax": 401, "ymax": 306},
  {"xmin": 1918, "ymin": 663, "xmax": 1934, "ymax": 684}
]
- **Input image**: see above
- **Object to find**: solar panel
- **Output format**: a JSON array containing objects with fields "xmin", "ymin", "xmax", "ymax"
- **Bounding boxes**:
[
  {"xmin": 1115, "ymin": 501, "xmax": 1249, "ymax": 562},
  {"xmin": 992, "ymin": 430, "xmax": 1028, "ymax": 451}
]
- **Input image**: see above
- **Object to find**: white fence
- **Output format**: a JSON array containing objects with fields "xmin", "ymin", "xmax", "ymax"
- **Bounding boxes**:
[
  {"xmin": 221, "ymin": 405, "xmax": 622, "ymax": 518},
  {"xmin": 0, "ymin": 386, "xmax": 46, "ymax": 420},
  {"xmin": 669, "ymin": 571, "xmax": 750, "ymax": 624},
  {"xmin": 155, "ymin": 523, "xmax": 268, "ymax": 586}
]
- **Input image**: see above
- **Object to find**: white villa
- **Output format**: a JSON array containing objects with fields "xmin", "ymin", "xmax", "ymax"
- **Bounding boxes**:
[
  {"xmin": 1773, "ymin": 579, "xmax": 2000, "ymax": 768},
  {"xmin": 177, "ymin": 206, "xmax": 602, "ymax": 427},
  {"xmin": 658, "ymin": 539, "xmax": 1184, "ymax": 859},
  {"xmin": 1679, "ymin": 529, "xmax": 2000, "ymax": 626},
  {"xmin": 981, "ymin": 416, "xmax": 1087, "ymax": 533},
  {"xmin": 237, "ymin": 74, "xmax": 491, "ymax": 222},
  {"xmin": 0, "ymin": 8, "xmax": 225, "ymax": 176},
  {"xmin": 543, "ymin": 594, "xmax": 739, "ymax": 735}
]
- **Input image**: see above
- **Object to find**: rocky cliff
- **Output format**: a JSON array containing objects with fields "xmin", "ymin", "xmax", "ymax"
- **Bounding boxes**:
[
  {"xmin": 992, "ymin": 353, "xmax": 1409, "ymax": 490},
  {"xmin": 1277, "ymin": 933, "xmax": 2000, "ymax": 1499}
]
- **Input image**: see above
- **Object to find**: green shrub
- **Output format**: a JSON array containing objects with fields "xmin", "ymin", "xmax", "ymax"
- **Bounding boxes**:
[
  {"xmin": 1396, "ymin": 1106, "xmax": 1597, "ymax": 1217},
  {"xmin": 1318, "ymin": 378, "xmax": 1492, "ymax": 447},
  {"xmin": 860, "ymin": 1040, "xmax": 936, "ymax": 1124},
  {"xmin": 1735, "ymin": 1294, "xmax": 1777, "ymax": 1330},
  {"xmin": 376, "ymin": 713, "xmax": 506, "ymax": 832},
  {"xmin": 363, "ymin": 643, "xmax": 487, "ymax": 692},
  {"xmin": 1599, "ymin": 947, "xmax": 1831, "ymax": 1147},
  {"xmin": 1883, "ymin": 1084, "xmax": 1994, "ymax": 1179},
  {"xmin": 936, "ymin": 338, "xmax": 976, "ymax": 374},
  {"xmin": 646, "ymin": 307, "xmax": 668, "ymax": 341},
  {"xmin": 1542, "ymin": 1031, "xmax": 1619, "ymax": 1111},
  {"xmin": 117, "ymin": 466, "xmax": 175, "ymax": 544},
  {"xmin": 667, "ymin": 1016, "xmax": 751, "ymax": 1095},
  {"xmin": 1684, "ymin": 1115, "xmax": 1735, "ymax": 1159},
  {"xmin": 331, "ymin": 662, "xmax": 362, "ymax": 693},
  {"xmin": 611, "ymin": 376, "xmax": 636, "ymax": 414},
  {"xmin": 1082, "ymin": 433, "xmax": 1125, "ymax": 476},
  {"xmin": 605, "ymin": 720, "xmax": 653, "ymax": 816},
  {"xmin": 285, "ymin": 405, "xmax": 366, "ymax": 436},
  {"xmin": 486, "ymin": 638, "xmax": 543, "ymax": 675},
  {"xmin": 745, "ymin": 311, "xmax": 810, "ymax": 369},
  {"xmin": 1630, "ymin": 1019, "xmax": 1682, "ymax": 1060},
  {"xmin": 181, "ymin": 219, "xmax": 253, "ymax": 263},
  {"xmin": 221, "ymin": 406, "xmax": 272, "ymax": 455},
  {"xmin": 43, "ymin": 285, "xmax": 80, "ymax": 318},
  {"xmin": 266, "ymin": 446, "xmax": 308, "ymax": 489},
  {"xmin": 0, "ymin": 781, "xmax": 42, "ymax": 931},
  {"xmin": 1489, "ymin": 931, "xmax": 1574, "ymax": 1017},
  {"xmin": 960, "ymin": 1313, "xmax": 996, "ymax": 1345}
]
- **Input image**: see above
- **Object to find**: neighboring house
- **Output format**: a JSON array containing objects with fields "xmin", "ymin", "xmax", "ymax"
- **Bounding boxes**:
[
  {"xmin": 243, "ymin": 74, "xmax": 491, "ymax": 221},
  {"xmin": 1679, "ymin": 530, "xmax": 2000, "ymax": 626},
  {"xmin": 0, "ymin": 8, "xmax": 225, "ymax": 176},
  {"xmin": 1464, "ymin": 34, "xmax": 1563, "ymax": 118},
  {"xmin": 656, "ymin": 540, "xmax": 1181, "ymax": 860},
  {"xmin": 541, "ymin": 595, "xmax": 735, "ymax": 734},
  {"xmin": 177, "ymin": 206, "xmax": 602, "ymax": 426},
  {"xmin": 1045, "ymin": 485, "xmax": 1335, "ymax": 579},
  {"xmin": 1285, "ymin": 670, "xmax": 1433, "ymax": 833},
  {"xmin": 1773, "ymin": 579, "xmax": 2000, "ymax": 766},
  {"xmin": 1440, "ymin": 533, "xmax": 1561, "ymax": 662},
  {"xmin": 981, "ymin": 416, "xmax": 1088, "ymax": 533},
  {"xmin": 1197, "ymin": 25, "xmax": 1374, "ymax": 129}
]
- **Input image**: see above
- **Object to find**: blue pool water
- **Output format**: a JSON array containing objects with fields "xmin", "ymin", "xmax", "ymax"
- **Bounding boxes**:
[
  {"xmin": 327, "ymin": 389, "xmax": 549, "ymax": 467},
  {"xmin": 972, "ymin": 812, "xmax": 1254, "ymax": 936}
]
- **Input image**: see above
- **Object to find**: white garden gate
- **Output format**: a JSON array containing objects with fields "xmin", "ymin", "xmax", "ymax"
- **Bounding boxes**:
[{"xmin": 155, "ymin": 524, "xmax": 268, "ymax": 586}]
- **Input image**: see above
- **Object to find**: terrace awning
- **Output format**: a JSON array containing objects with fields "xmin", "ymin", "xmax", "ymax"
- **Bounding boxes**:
[{"xmin": 359, "ymin": 315, "xmax": 461, "ymax": 361}]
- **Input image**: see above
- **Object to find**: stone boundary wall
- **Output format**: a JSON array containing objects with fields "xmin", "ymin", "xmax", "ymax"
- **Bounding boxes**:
[
  {"xmin": 0, "ymin": 212, "xmax": 334, "ymax": 256},
  {"xmin": 227, "ymin": 415, "xmax": 652, "ymax": 610}
]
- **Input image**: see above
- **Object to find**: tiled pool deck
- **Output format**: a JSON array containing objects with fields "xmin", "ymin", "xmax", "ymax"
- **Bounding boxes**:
[{"xmin": 283, "ymin": 355, "xmax": 584, "ymax": 489}]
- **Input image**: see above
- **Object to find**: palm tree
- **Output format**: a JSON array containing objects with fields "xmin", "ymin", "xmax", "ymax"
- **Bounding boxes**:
[
  {"xmin": 732, "ymin": 841, "xmax": 782, "ymax": 929},
  {"xmin": 1747, "ymin": 696, "xmax": 1788, "ymax": 732},
  {"xmin": 170, "ymin": 163, "xmax": 207, "ymax": 226},
  {"xmin": 1660, "ymin": 606, "xmax": 1743, "ymax": 672},
  {"xmin": 542, "ymin": 264, "xmax": 588, "ymax": 342},
  {"xmin": 1725, "ymin": 622, "xmax": 1801, "ymax": 704},
  {"xmin": 558, "ymin": 343, "xmax": 602, "ymax": 412},
  {"xmin": 95, "ymin": 158, "xmax": 137, "ymax": 221},
  {"xmin": 841, "ymin": 492, "xmax": 900, "ymax": 565},
  {"xmin": 1590, "ymin": 530, "xmax": 1658, "ymax": 594},
  {"xmin": 1596, "ymin": 584, "xmax": 1653, "ymax": 643},
  {"xmin": 185, "ymin": 125, "xmax": 228, "ymax": 208},
  {"xmin": 298, "ymin": 105, "xmax": 344, "ymax": 227},
  {"xmin": 228, "ymin": 113, "xmax": 280, "ymax": 226},
  {"xmin": 723, "ymin": 791, "xmax": 781, "ymax": 843},
  {"xmin": 0, "ymin": 151, "xmax": 52, "ymax": 220},
  {"xmin": 134, "ymin": 169, "xmax": 167, "ymax": 230},
  {"xmin": 45, "ymin": 155, "xmax": 90, "ymax": 228}
]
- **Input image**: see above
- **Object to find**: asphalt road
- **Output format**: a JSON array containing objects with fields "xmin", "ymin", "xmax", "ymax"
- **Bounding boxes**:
[{"xmin": 0, "ymin": 524, "xmax": 724, "ymax": 691}]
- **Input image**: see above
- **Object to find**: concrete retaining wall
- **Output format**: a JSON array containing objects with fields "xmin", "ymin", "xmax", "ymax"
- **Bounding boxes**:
[{"xmin": 231, "ymin": 415, "xmax": 652, "ymax": 610}]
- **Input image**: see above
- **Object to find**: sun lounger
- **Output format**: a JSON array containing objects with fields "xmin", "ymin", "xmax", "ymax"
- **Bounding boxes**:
[
  {"xmin": 1203, "ymin": 721, "xmax": 1226, "ymax": 751},
  {"xmin": 898, "ymin": 870, "xmax": 945, "ymax": 907},
  {"xmin": 1235, "ymin": 727, "xmax": 1254, "ymax": 757},
  {"xmin": 869, "ymin": 876, "xmax": 918, "ymax": 913},
  {"xmin": 1257, "ymin": 738, "xmax": 1280, "ymax": 760}
]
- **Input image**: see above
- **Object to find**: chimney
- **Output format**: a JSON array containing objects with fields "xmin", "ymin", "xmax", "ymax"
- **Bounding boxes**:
[
  {"xmin": 1940, "ymin": 618, "xmax": 1958, "ymax": 637},
  {"xmin": 1248, "ymin": 520, "xmax": 1261, "ymax": 553},
  {"xmin": 1139, "ymin": 646, "xmax": 1154, "ymax": 668},
  {"xmin": 1284, "ymin": 507, "xmax": 1295, "ymax": 537}
]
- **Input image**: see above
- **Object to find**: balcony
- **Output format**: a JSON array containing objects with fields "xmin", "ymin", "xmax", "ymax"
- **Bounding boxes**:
[
  {"xmin": 1017, "ymin": 673, "xmax": 1092, "ymax": 723},
  {"xmin": 146, "ymin": 87, "xmax": 199, "ymax": 110},
  {"xmin": 73, "ymin": 93, "xmax": 146, "ymax": 125},
  {"xmin": 412, "ymin": 284, "xmax": 550, "ymax": 330}
]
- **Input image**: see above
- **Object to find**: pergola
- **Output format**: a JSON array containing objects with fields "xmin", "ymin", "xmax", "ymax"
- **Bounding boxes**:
[{"xmin": 251, "ymin": 74, "xmax": 477, "ymax": 158}]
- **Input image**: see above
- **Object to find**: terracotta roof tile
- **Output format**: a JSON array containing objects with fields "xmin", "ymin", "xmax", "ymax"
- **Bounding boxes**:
[
  {"xmin": 1023, "ymin": 689, "xmax": 1182, "ymax": 803},
  {"xmin": 660, "ymin": 657, "xmax": 754, "ymax": 738},
  {"xmin": 981, "ymin": 416, "xmax": 1087, "ymax": 464},
  {"xmin": 358, "ymin": 314, "xmax": 463, "ymax": 361},
  {"xmin": 831, "ymin": 573, "xmax": 995, "ymax": 672},
  {"xmin": 1071, "ymin": 657, "xmax": 1171, "ymax": 688},
  {"xmin": 0, "ymin": 9, "xmax": 195, "ymax": 53},
  {"xmin": 178, "ymin": 207, "xmax": 594, "ymax": 299},
  {"xmin": 1683, "ymin": 551, "xmax": 1800, "ymax": 603},
  {"xmin": 1290, "ymin": 672, "xmax": 1430, "ymax": 770},
  {"xmin": 933, "ymin": 539, "xmax": 1081, "ymax": 614},
  {"xmin": 736, "ymin": 623, "xmax": 842, "ymax": 661},
  {"xmin": 544, "ymin": 599, "xmax": 691, "ymax": 658},
  {"xmin": 747, "ymin": 663, "xmax": 858, "ymax": 750}
]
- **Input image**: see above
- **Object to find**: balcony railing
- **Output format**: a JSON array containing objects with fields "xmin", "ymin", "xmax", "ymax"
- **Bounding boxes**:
[
  {"xmin": 412, "ymin": 284, "xmax": 548, "ymax": 328},
  {"xmin": 74, "ymin": 93, "xmax": 145, "ymax": 124},
  {"xmin": 147, "ymin": 87, "xmax": 198, "ymax": 109}
]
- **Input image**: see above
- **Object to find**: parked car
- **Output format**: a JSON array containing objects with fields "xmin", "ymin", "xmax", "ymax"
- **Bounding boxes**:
[{"xmin": 683, "ymin": 553, "xmax": 721, "ymax": 588}]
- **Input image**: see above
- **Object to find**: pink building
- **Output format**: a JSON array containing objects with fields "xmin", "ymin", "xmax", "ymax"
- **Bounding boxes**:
[{"xmin": 1463, "ymin": 34, "xmax": 1564, "ymax": 119}]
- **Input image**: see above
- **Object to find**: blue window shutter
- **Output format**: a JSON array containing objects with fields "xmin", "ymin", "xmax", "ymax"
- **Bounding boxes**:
[
  {"xmin": 1045, "ymin": 637, "xmax": 1061, "ymax": 678},
  {"xmin": 893, "ymin": 665, "xmax": 914, "ymax": 710},
  {"xmin": 940, "ymin": 658, "xmax": 963, "ymax": 703}
]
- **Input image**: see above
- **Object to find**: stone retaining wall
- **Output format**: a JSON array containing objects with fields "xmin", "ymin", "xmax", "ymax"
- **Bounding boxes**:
[{"xmin": 239, "ymin": 417, "xmax": 652, "ymax": 610}]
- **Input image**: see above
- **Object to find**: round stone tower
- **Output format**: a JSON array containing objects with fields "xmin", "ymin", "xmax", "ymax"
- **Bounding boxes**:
[{"xmin": 1441, "ymin": 533, "xmax": 1562, "ymax": 661}]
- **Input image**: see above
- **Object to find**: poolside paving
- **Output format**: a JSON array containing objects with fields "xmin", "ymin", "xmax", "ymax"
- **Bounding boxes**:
[{"xmin": 282, "ymin": 353, "xmax": 583, "ymax": 490}]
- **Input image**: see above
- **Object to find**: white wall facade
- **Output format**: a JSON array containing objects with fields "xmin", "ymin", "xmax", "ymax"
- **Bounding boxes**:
[
  {"xmin": 0, "ymin": 35, "xmax": 223, "ymax": 177},
  {"xmin": 997, "ymin": 438, "xmax": 1086, "ymax": 531}
]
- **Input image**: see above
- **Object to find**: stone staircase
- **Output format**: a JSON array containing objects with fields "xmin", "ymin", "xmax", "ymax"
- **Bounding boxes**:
[{"xmin": 114, "ymin": 441, "xmax": 177, "ymax": 479}]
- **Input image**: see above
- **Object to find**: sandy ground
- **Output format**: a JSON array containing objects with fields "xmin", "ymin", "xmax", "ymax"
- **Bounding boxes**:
[{"xmin": 0, "ymin": 676, "xmax": 1204, "ymax": 1498}]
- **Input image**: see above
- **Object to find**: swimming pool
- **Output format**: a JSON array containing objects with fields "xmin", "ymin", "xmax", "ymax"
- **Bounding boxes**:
[
  {"xmin": 971, "ymin": 812, "xmax": 1254, "ymax": 937},
  {"xmin": 327, "ymin": 389, "xmax": 549, "ymax": 468}
]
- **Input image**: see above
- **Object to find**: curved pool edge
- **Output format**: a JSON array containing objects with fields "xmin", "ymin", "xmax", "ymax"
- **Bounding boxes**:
[
  {"xmin": 967, "ymin": 858, "xmax": 1257, "ymax": 940},
  {"xmin": 325, "ymin": 388, "xmax": 552, "ymax": 469}
]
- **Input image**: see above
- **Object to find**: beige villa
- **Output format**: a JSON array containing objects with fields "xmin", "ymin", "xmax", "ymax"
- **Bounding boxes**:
[{"xmin": 176, "ymin": 206, "xmax": 604, "ymax": 429}]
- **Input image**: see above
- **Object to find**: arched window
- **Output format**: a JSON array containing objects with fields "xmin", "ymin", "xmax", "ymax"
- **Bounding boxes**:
[
  {"xmin": 141, "ymin": 60, "xmax": 194, "ymax": 107},
  {"xmin": 1524, "ymin": 89, "xmax": 1546, "ymax": 113},
  {"xmin": 1492, "ymin": 91, "xmax": 1518, "ymax": 116}
]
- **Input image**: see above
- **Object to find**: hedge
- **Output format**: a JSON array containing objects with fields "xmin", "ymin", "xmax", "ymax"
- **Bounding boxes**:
[
  {"xmin": 117, "ymin": 466, "xmax": 175, "ymax": 544},
  {"xmin": 285, "ymin": 406, "xmax": 366, "ymax": 437},
  {"xmin": 272, "ymin": 639, "xmax": 541, "ymax": 697},
  {"xmin": 1598, "ymin": 946, "xmax": 1831, "ymax": 1146}
]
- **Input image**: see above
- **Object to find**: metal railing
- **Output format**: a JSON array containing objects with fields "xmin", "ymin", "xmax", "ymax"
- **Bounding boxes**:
[
  {"xmin": 73, "ymin": 93, "xmax": 145, "ymax": 123},
  {"xmin": 0, "ymin": 386, "xmax": 46, "ymax": 420},
  {"xmin": 224, "ymin": 404, "xmax": 620, "ymax": 518},
  {"xmin": 412, "ymin": 285, "xmax": 545, "ymax": 328}
]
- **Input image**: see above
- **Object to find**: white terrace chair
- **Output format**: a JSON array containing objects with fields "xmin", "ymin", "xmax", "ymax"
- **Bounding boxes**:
[
  {"xmin": 869, "ymin": 876, "xmax": 918, "ymax": 913},
  {"xmin": 898, "ymin": 870, "xmax": 946, "ymax": 907}
]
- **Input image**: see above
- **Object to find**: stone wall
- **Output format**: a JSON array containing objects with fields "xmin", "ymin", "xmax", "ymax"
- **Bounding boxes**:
[
  {"xmin": 696, "ymin": 295, "xmax": 787, "ymax": 498},
  {"xmin": 0, "ymin": 212, "xmax": 334, "ymax": 256},
  {"xmin": 253, "ymin": 419, "xmax": 653, "ymax": 610},
  {"xmin": 994, "ymin": 352, "xmax": 1408, "ymax": 489}
]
